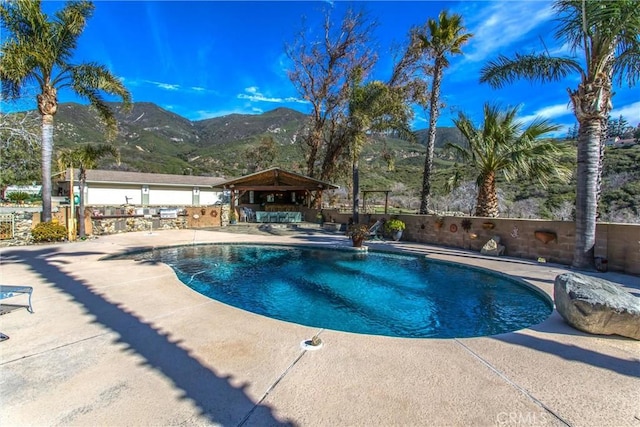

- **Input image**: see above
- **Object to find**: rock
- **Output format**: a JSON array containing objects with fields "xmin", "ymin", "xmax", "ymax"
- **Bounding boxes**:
[
  {"xmin": 554, "ymin": 272, "xmax": 640, "ymax": 340},
  {"xmin": 481, "ymin": 235, "xmax": 505, "ymax": 256}
]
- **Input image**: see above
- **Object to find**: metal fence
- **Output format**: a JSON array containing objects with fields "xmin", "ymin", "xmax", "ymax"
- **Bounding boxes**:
[{"xmin": 0, "ymin": 214, "xmax": 14, "ymax": 240}]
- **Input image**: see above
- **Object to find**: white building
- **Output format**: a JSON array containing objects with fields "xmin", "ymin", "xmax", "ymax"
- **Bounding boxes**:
[{"xmin": 58, "ymin": 169, "xmax": 226, "ymax": 206}]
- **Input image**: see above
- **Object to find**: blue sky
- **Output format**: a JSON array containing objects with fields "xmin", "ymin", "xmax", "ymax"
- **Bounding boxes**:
[{"xmin": 7, "ymin": 0, "xmax": 640, "ymax": 134}]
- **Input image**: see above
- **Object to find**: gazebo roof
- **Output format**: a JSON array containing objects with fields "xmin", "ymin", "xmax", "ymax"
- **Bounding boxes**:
[{"xmin": 218, "ymin": 167, "xmax": 339, "ymax": 191}]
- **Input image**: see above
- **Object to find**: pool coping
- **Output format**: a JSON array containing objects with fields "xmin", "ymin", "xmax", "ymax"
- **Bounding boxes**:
[{"xmin": 1, "ymin": 229, "xmax": 638, "ymax": 426}]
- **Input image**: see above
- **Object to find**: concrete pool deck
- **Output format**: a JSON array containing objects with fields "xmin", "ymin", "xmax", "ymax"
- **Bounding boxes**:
[{"xmin": 1, "ymin": 228, "xmax": 638, "ymax": 426}]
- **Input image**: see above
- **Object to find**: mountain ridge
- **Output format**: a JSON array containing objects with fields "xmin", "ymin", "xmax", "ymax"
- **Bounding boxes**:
[
  {"xmin": 3, "ymin": 101, "xmax": 639, "ymax": 222},
  {"xmin": 50, "ymin": 102, "xmax": 461, "ymax": 179}
]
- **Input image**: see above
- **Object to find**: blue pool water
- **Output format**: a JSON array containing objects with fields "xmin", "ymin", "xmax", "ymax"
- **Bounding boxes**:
[{"xmin": 130, "ymin": 244, "xmax": 552, "ymax": 338}]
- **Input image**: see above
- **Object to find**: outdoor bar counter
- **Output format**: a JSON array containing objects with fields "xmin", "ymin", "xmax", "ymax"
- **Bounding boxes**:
[{"xmin": 255, "ymin": 211, "xmax": 302, "ymax": 223}]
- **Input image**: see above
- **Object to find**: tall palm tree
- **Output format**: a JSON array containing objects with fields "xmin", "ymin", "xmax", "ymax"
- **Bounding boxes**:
[
  {"xmin": 417, "ymin": 11, "xmax": 473, "ymax": 214},
  {"xmin": 446, "ymin": 103, "xmax": 572, "ymax": 217},
  {"xmin": 57, "ymin": 144, "xmax": 119, "ymax": 238},
  {"xmin": 347, "ymin": 73, "xmax": 413, "ymax": 223},
  {"xmin": 0, "ymin": 0, "xmax": 131, "ymax": 222},
  {"xmin": 479, "ymin": 0, "xmax": 640, "ymax": 268}
]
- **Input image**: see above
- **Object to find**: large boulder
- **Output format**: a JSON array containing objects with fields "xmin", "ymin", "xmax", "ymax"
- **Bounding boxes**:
[
  {"xmin": 481, "ymin": 235, "xmax": 505, "ymax": 256},
  {"xmin": 554, "ymin": 272, "xmax": 640, "ymax": 340}
]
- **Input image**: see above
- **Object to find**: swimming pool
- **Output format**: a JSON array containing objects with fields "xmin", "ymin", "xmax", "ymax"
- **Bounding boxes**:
[{"xmin": 130, "ymin": 244, "xmax": 552, "ymax": 338}]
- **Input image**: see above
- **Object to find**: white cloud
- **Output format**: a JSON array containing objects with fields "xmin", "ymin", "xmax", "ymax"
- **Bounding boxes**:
[
  {"xmin": 461, "ymin": 1, "xmax": 556, "ymax": 63},
  {"xmin": 536, "ymin": 103, "xmax": 572, "ymax": 118},
  {"xmin": 237, "ymin": 87, "xmax": 307, "ymax": 104},
  {"xmin": 519, "ymin": 102, "xmax": 572, "ymax": 124},
  {"xmin": 190, "ymin": 108, "xmax": 255, "ymax": 121},
  {"xmin": 136, "ymin": 79, "xmax": 218, "ymax": 94},
  {"xmin": 145, "ymin": 80, "xmax": 180, "ymax": 91},
  {"xmin": 611, "ymin": 101, "xmax": 640, "ymax": 125},
  {"xmin": 550, "ymin": 42, "xmax": 573, "ymax": 56},
  {"xmin": 518, "ymin": 100, "xmax": 640, "ymax": 127},
  {"xmin": 275, "ymin": 53, "xmax": 292, "ymax": 76},
  {"xmin": 120, "ymin": 77, "xmax": 140, "ymax": 87}
]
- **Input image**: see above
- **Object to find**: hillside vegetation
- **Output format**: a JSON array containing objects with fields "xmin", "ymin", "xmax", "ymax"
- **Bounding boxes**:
[{"xmin": 3, "ymin": 102, "xmax": 639, "ymax": 222}]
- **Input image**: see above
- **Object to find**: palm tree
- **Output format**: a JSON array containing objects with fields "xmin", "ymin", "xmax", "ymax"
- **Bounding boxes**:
[
  {"xmin": 416, "ymin": 11, "xmax": 473, "ymax": 214},
  {"xmin": 347, "ymin": 73, "xmax": 413, "ymax": 223},
  {"xmin": 446, "ymin": 103, "xmax": 572, "ymax": 217},
  {"xmin": 57, "ymin": 144, "xmax": 119, "ymax": 238},
  {"xmin": 479, "ymin": 0, "xmax": 640, "ymax": 268},
  {"xmin": 0, "ymin": 0, "xmax": 131, "ymax": 222}
]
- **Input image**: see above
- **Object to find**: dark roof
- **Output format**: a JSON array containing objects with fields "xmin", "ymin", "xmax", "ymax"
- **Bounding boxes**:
[
  {"xmin": 217, "ymin": 167, "xmax": 339, "ymax": 191},
  {"xmin": 62, "ymin": 169, "xmax": 227, "ymax": 188}
]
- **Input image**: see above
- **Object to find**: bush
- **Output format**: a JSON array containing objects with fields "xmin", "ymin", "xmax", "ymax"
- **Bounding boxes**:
[
  {"xmin": 347, "ymin": 223, "xmax": 370, "ymax": 240},
  {"xmin": 6, "ymin": 191, "xmax": 30, "ymax": 203},
  {"xmin": 384, "ymin": 218, "xmax": 406, "ymax": 232},
  {"xmin": 32, "ymin": 221, "xmax": 67, "ymax": 242}
]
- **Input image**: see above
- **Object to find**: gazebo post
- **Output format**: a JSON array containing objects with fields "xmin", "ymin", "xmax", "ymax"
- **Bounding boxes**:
[
  {"xmin": 384, "ymin": 191, "xmax": 389, "ymax": 214},
  {"xmin": 230, "ymin": 189, "xmax": 236, "ymax": 217}
]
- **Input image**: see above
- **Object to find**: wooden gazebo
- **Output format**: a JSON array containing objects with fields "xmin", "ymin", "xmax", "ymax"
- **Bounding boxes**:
[{"xmin": 218, "ymin": 167, "xmax": 339, "ymax": 223}]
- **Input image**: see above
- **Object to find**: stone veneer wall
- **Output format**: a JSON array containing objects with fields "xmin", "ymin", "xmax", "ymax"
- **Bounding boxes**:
[
  {"xmin": 0, "ymin": 205, "xmax": 226, "ymax": 246},
  {"xmin": 319, "ymin": 209, "xmax": 640, "ymax": 275},
  {"xmin": 88, "ymin": 205, "xmax": 227, "ymax": 234},
  {"xmin": 0, "ymin": 211, "xmax": 37, "ymax": 245}
]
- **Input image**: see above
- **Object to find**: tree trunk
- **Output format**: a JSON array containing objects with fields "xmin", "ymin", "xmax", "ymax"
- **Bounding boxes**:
[
  {"xmin": 419, "ymin": 61, "xmax": 443, "ymax": 214},
  {"xmin": 78, "ymin": 174, "xmax": 87, "ymax": 238},
  {"xmin": 305, "ymin": 122, "xmax": 324, "ymax": 178},
  {"xmin": 568, "ymin": 73, "xmax": 611, "ymax": 270},
  {"xmin": 37, "ymin": 86, "xmax": 57, "ymax": 223},
  {"xmin": 572, "ymin": 118, "xmax": 601, "ymax": 269},
  {"xmin": 40, "ymin": 117, "xmax": 54, "ymax": 222},
  {"xmin": 352, "ymin": 156, "xmax": 360, "ymax": 224},
  {"xmin": 320, "ymin": 130, "xmax": 346, "ymax": 182},
  {"xmin": 475, "ymin": 171, "xmax": 498, "ymax": 217}
]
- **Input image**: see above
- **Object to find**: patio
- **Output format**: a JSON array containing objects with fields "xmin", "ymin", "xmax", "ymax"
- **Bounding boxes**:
[{"xmin": 1, "ymin": 228, "xmax": 638, "ymax": 426}]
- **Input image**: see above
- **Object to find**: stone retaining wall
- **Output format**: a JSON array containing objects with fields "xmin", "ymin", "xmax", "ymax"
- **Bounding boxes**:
[
  {"xmin": 0, "ymin": 211, "xmax": 36, "ymax": 245},
  {"xmin": 320, "ymin": 209, "xmax": 639, "ymax": 275}
]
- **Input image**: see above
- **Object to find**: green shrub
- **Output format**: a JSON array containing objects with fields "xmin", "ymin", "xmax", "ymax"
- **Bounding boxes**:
[
  {"xmin": 384, "ymin": 218, "xmax": 406, "ymax": 232},
  {"xmin": 32, "ymin": 221, "xmax": 67, "ymax": 242},
  {"xmin": 6, "ymin": 191, "xmax": 30, "ymax": 203}
]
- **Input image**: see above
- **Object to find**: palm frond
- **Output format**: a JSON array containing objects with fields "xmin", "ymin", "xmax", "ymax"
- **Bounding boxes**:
[
  {"xmin": 451, "ymin": 102, "xmax": 570, "ymax": 199},
  {"xmin": 421, "ymin": 10, "xmax": 472, "ymax": 64},
  {"xmin": 613, "ymin": 43, "xmax": 640, "ymax": 87},
  {"xmin": 480, "ymin": 54, "xmax": 582, "ymax": 88},
  {"xmin": 70, "ymin": 63, "xmax": 132, "ymax": 135},
  {"xmin": 443, "ymin": 165, "xmax": 465, "ymax": 193},
  {"xmin": 522, "ymin": 117, "xmax": 564, "ymax": 140}
]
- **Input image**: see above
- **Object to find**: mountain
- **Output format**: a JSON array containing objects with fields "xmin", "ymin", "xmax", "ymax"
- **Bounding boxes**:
[
  {"xmin": 51, "ymin": 102, "xmax": 430, "ymax": 182},
  {"xmin": 9, "ymin": 101, "xmax": 638, "ymax": 222},
  {"xmin": 415, "ymin": 127, "xmax": 467, "ymax": 148},
  {"xmin": 54, "ymin": 102, "xmax": 201, "ymax": 174},
  {"xmin": 194, "ymin": 107, "xmax": 308, "ymax": 147}
]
